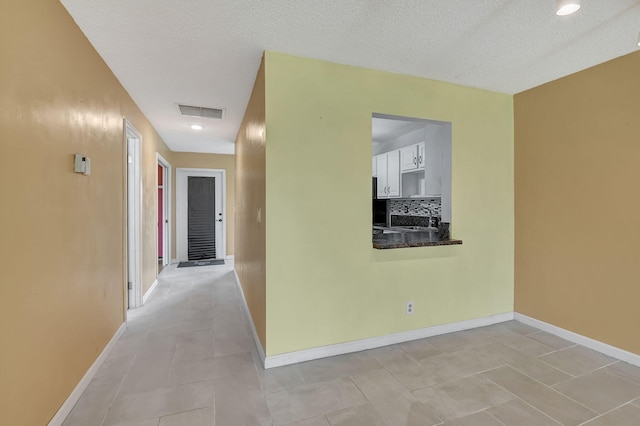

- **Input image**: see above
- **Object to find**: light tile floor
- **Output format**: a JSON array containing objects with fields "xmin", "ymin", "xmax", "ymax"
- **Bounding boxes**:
[{"xmin": 63, "ymin": 264, "xmax": 640, "ymax": 426}]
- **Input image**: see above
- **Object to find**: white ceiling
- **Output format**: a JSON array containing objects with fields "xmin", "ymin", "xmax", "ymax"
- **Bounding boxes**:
[{"xmin": 60, "ymin": 0, "xmax": 640, "ymax": 154}]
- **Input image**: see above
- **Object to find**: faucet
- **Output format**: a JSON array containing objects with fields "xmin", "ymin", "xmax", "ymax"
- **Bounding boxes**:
[{"xmin": 420, "ymin": 205, "xmax": 437, "ymax": 230}]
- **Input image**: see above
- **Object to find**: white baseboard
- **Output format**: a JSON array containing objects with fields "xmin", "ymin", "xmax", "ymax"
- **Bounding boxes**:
[
  {"xmin": 515, "ymin": 313, "xmax": 640, "ymax": 367},
  {"xmin": 232, "ymin": 268, "xmax": 267, "ymax": 367},
  {"xmin": 264, "ymin": 312, "xmax": 515, "ymax": 369},
  {"xmin": 48, "ymin": 322, "xmax": 126, "ymax": 426},
  {"xmin": 143, "ymin": 279, "xmax": 158, "ymax": 304}
]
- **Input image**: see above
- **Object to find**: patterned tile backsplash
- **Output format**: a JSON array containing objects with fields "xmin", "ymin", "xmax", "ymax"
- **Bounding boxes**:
[{"xmin": 389, "ymin": 198, "xmax": 441, "ymax": 218}]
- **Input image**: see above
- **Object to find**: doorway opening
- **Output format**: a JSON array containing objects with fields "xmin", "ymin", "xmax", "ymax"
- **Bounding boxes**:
[
  {"xmin": 176, "ymin": 168, "xmax": 226, "ymax": 262},
  {"xmin": 157, "ymin": 154, "xmax": 171, "ymax": 274},
  {"xmin": 125, "ymin": 120, "xmax": 142, "ymax": 309}
]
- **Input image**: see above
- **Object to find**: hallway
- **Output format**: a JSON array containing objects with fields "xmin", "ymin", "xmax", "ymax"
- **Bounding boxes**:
[{"xmin": 62, "ymin": 264, "xmax": 640, "ymax": 425}]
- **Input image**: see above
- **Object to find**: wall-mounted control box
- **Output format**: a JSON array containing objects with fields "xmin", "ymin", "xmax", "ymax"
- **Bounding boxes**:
[{"xmin": 74, "ymin": 153, "xmax": 91, "ymax": 176}]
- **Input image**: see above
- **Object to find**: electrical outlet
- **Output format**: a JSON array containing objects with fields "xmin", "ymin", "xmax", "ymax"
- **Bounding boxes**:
[{"xmin": 406, "ymin": 301, "xmax": 414, "ymax": 315}]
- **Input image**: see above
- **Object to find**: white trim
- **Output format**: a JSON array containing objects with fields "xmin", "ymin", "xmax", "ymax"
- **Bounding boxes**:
[
  {"xmin": 263, "ymin": 312, "xmax": 514, "ymax": 369},
  {"xmin": 515, "ymin": 313, "xmax": 640, "ymax": 367},
  {"xmin": 125, "ymin": 120, "xmax": 142, "ymax": 309},
  {"xmin": 232, "ymin": 268, "xmax": 266, "ymax": 367},
  {"xmin": 176, "ymin": 168, "xmax": 226, "ymax": 261},
  {"xmin": 225, "ymin": 255, "xmax": 234, "ymax": 260},
  {"xmin": 143, "ymin": 279, "xmax": 158, "ymax": 304},
  {"xmin": 156, "ymin": 153, "xmax": 172, "ymax": 268},
  {"xmin": 48, "ymin": 322, "xmax": 126, "ymax": 426}
]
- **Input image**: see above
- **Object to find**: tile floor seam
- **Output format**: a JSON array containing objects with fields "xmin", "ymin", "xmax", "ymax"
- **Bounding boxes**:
[
  {"xmin": 408, "ymin": 363, "xmax": 509, "ymax": 393},
  {"xmin": 481, "ymin": 376, "xmax": 524, "ymax": 405},
  {"xmin": 594, "ymin": 360, "xmax": 639, "ymax": 384},
  {"xmin": 485, "ymin": 367, "xmax": 604, "ymax": 426},
  {"xmin": 480, "ymin": 407, "xmax": 508, "ymax": 426},
  {"xmin": 98, "ymin": 352, "xmax": 138, "ymax": 426},
  {"xmin": 574, "ymin": 401, "xmax": 636, "ymax": 426},
  {"xmin": 504, "ymin": 396, "xmax": 565, "ymax": 426},
  {"xmin": 534, "ymin": 344, "xmax": 579, "ymax": 359},
  {"xmin": 498, "ymin": 365, "xmax": 600, "ymax": 416},
  {"xmin": 534, "ymin": 355, "xmax": 580, "ymax": 378},
  {"xmin": 548, "ymin": 360, "xmax": 635, "ymax": 391}
]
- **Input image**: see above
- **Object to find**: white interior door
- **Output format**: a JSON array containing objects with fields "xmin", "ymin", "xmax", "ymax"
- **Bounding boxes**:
[
  {"xmin": 157, "ymin": 154, "xmax": 171, "ymax": 268},
  {"xmin": 176, "ymin": 168, "xmax": 225, "ymax": 262}
]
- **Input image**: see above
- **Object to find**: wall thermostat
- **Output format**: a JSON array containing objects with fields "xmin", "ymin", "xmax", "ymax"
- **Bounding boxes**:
[{"xmin": 74, "ymin": 153, "xmax": 91, "ymax": 176}]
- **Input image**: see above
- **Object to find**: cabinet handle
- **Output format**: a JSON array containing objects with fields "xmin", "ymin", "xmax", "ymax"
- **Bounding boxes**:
[
  {"xmin": 413, "ymin": 157, "xmax": 417, "ymax": 165},
  {"xmin": 419, "ymin": 155, "xmax": 422, "ymax": 164}
]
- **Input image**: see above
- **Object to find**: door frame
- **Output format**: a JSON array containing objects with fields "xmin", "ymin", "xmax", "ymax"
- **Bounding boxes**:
[
  {"xmin": 176, "ymin": 168, "xmax": 226, "ymax": 261},
  {"xmin": 125, "ymin": 120, "xmax": 142, "ymax": 309},
  {"xmin": 157, "ymin": 153, "xmax": 172, "ymax": 269}
]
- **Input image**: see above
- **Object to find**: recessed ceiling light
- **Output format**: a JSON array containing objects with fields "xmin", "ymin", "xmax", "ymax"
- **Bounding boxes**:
[
  {"xmin": 556, "ymin": 0, "xmax": 581, "ymax": 16},
  {"xmin": 190, "ymin": 124, "xmax": 203, "ymax": 130}
]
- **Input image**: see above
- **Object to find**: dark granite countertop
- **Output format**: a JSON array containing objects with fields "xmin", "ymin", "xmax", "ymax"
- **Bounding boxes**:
[{"xmin": 373, "ymin": 229, "xmax": 463, "ymax": 249}]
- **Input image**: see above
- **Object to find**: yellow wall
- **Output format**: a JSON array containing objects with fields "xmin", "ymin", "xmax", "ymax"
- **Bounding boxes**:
[
  {"xmin": 235, "ymin": 57, "xmax": 267, "ymax": 350},
  {"xmin": 263, "ymin": 52, "xmax": 514, "ymax": 356},
  {"xmin": 169, "ymin": 152, "xmax": 236, "ymax": 258},
  {"xmin": 0, "ymin": 1, "xmax": 170, "ymax": 424},
  {"xmin": 515, "ymin": 51, "xmax": 640, "ymax": 355}
]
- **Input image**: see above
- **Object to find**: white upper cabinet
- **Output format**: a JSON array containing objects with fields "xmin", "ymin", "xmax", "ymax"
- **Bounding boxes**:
[
  {"xmin": 374, "ymin": 150, "xmax": 400, "ymax": 198},
  {"xmin": 400, "ymin": 145, "xmax": 418, "ymax": 171},
  {"xmin": 386, "ymin": 150, "xmax": 400, "ymax": 197},
  {"xmin": 400, "ymin": 143, "xmax": 425, "ymax": 172},
  {"xmin": 372, "ymin": 156, "xmax": 377, "ymax": 177}
]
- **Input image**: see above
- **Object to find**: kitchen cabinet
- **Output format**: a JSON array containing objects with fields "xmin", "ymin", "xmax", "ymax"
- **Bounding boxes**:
[
  {"xmin": 375, "ymin": 150, "xmax": 400, "ymax": 198},
  {"xmin": 372, "ymin": 156, "xmax": 377, "ymax": 177},
  {"xmin": 400, "ymin": 143, "xmax": 425, "ymax": 172}
]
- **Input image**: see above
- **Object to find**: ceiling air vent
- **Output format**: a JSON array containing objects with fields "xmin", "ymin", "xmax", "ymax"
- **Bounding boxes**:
[{"xmin": 177, "ymin": 104, "xmax": 225, "ymax": 119}]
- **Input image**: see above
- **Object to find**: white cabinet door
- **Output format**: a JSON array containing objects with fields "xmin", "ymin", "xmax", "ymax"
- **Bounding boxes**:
[
  {"xmin": 400, "ymin": 145, "xmax": 418, "ymax": 171},
  {"xmin": 372, "ymin": 156, "xmax": 377, "ymax": 177},
  {"xmin": 386, "ymin": 150, "xmax": 401, "ymax": 197},
  {"xmin": 375, "ymin": 151, "xmax": 400, "ymax": 198},
  {"xmin": 376, "ymin": 154, "xmax": 388, "ymax": 198},
  {"xmin": 417, "ymin": 142, "xmax": 425, "ymax": 169}
]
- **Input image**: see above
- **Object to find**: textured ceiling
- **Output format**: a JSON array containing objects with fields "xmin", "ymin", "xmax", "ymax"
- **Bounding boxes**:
[{"xmin": 60, "ymin": 0, "xmax": 640, "ymax": 154}]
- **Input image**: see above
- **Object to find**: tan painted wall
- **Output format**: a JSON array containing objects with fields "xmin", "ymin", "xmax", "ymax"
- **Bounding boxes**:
[
  {"xmin": 0, "ymin": 1, "xmax": 171, "ymax": 424},
  {"xmin": 169, "ymin": 152, "xmax": 235, "ymax": 258},
  {"xmin": 235, "ymin": 57, "xmax": 267, "ymax": 350},
  {"xmin": 515, "ymin": 51, "xmax": 640, "ymax": 355}
]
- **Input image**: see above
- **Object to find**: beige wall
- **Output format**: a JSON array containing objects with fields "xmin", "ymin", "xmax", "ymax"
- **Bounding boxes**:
[
  {"xmin": 169, "ymin": 152, "xmax": 235, "ymax": 258},
  {"xmin": 235, "ymin": 57, "xmax": 267, "ymax": 350},
  {"xmin": 262, "ymin": 52, "xmax": 514, "ymax": 356},
  {"xmin": 0, "ymin": 1, "xmax": 171, "ymax": 424},
  {"xmin": 515, "ymin": 51, "xmax": 640, "ymax": 355}
]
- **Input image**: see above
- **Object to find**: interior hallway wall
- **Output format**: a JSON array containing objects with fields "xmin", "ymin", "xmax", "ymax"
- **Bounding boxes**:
[
  {"xmin": 170, "ymin": 152, "xmax": 236, "ymax": 259},
  {"xmin": 0, "ymin": 1, "xmax": 171, "ymax": 424},
  {"xmin": 235, "ymin": 56, "xmax": 267, "ymax": 350},
  {"xmin": 515, "ymin": 51, "xmax": 640, "ymax": 355}
]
